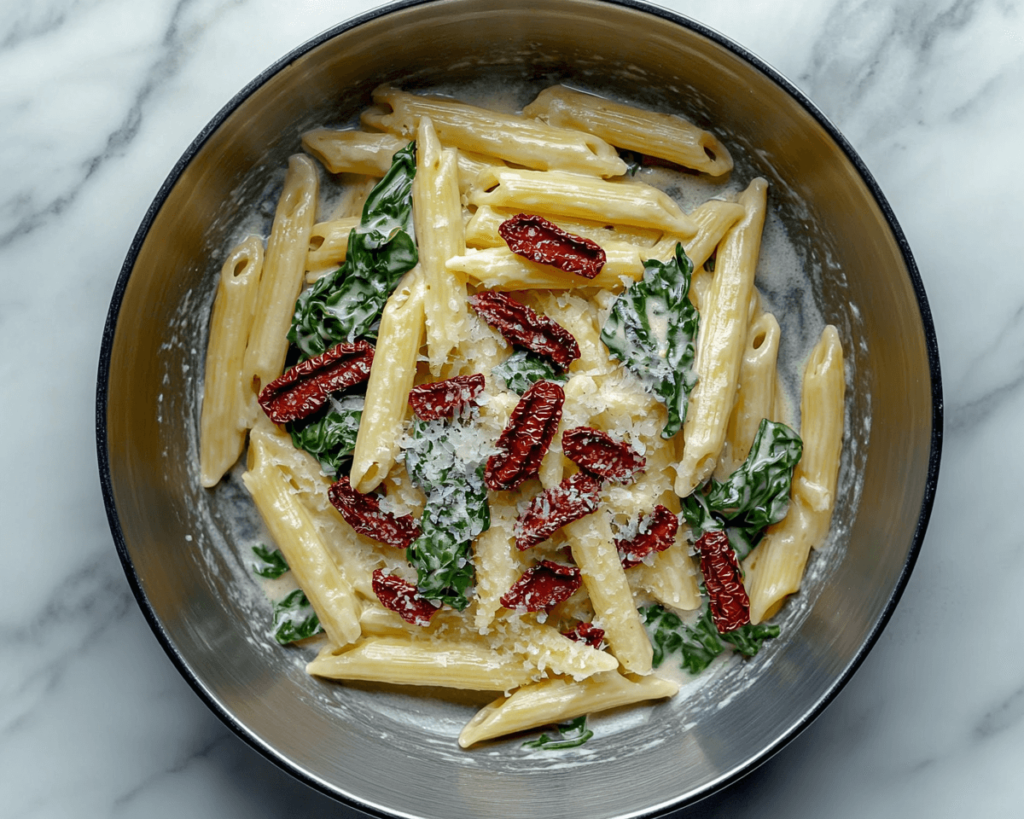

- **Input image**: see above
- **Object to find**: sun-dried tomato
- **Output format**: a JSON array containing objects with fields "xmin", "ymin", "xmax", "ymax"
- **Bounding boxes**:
[
  {"xmin": 562, "ymin": 426, "xmax": 646, "ymax": 482},
  {"xmin": 328, "ymin": 476, "xmax": 421, "ymax": 548},
  {"xmin": 469, "ymin": 291, "xmax": 580, "ymax": 369},
  {"xmin": 372, "ymin": 569, "xmax": 438, "ymax": 626},
  {"xmin": 485, "ymin": 380, "xmax": 564, "ymax": 491},
  {"xmin": 515, "ymin": 471, "xmax": 603, "ymax": 550},
  {"xmin": 498, "ymin": 213, "xmax": 607, "ymax": 279},
  {"xmin": 258, "ymin": 341, "xmax": 374, "ymax": 424},
  {"xmin": 562, "ymin": 621, "xmax": 606, "ymax": 649},
  {"xmin": 500, "ymin": 560, "xmax": 582, "ymax": 612},
  {"xmin": 408, "ymin": 374, "xmax": 485, "ymax": 420},
  {"xmin": 695, "ymin": 530, "xmax": 750, "ymax": 632},
  {"xmin": 617, "ymin": 505, "xmax": 678, "ymax": 569}
]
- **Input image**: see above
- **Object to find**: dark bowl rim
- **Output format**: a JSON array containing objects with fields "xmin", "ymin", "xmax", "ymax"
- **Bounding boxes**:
[{"xmin": 95, "ymin": 0, "xmax": 943, "ymax": 815}]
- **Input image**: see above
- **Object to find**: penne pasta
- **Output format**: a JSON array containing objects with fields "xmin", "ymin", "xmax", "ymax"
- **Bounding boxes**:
[
  {"xmin": 305, "ymin": 216, "xmax": 359, "ymax": 276},
  {"xmin": 363, "ymin": 85, "xmax": 627, "ymax": 177},
  {"xmin": 242, "ymin": 154, "xmax": 319, "ymax": 398},
  {"xmin": 715, "ymin": 311, "xmax": 781, "ymax": 478},
  {"xmin": 465, "ymin": 205, "xmax": 661, "ymax": 250},
  {"xmin": 459, "ymin": 672, "xmax": 679, "ymax": 747},
  {"xmin": 243, "ymin": 434, "xmax": 362, "ymax": 648},
  {"xmin": 350, "ymin": 266, "xmax": 426, "ymax": 493},
  {"xmin": 523, "ymin": 84, "xmax": 733, "ymax": 176},
  {"xmin": 449, "ymin": 198, "xmax": 741, "ymax": 292},
  {"xmin": 675, "ymin": 178, "xmax": 768, "ymax": 496},
  {"xmin": 743, "ymin": 325, "xmax": 845, "ymax": 623},
  {"xmin": 469, "ymin": 167, "xmax": 697, "ymax": 237},
  {"xmin": 302, "ymin": 128, "xmax": 407, "ymax": 176},
  {"xmin": 307, "ymin": 636, "xmax": 537, "ymax": 690},
  {"xmin": 200, "ymin": 235, "xmax": 264, "ymax": 487},
  {"xmin": 565, "ymin": 512, "xmax": 653, "ymax": 675},
  {"xmin": 413, "ymin": 117, "xmax": 469, "ymax": 372}
]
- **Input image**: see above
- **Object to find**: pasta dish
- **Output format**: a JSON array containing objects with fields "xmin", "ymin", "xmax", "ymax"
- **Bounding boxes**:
[{"xmin": 198, "ymin": 84, "xmax": 845, "ymax": 749}]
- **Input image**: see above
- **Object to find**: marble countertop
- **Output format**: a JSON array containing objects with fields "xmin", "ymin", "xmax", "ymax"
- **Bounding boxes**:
[{"xmin": 3, "ymin": 0, "xmax": 1022, "ymax": 816}]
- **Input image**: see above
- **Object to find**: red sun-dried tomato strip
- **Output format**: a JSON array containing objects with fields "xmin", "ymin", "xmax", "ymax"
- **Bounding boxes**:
[
  {"xmin": 408, "ymin": 374, "xmax": 485, "ymax": 421},
  {"xmin": 514, "ymin": 471, "xmax": 603, "ymax": 550},
  {"xmin": 695, "ymin": 530, "xmax": 750, "ymax": 632},
  {"xmin": 258, "ymin": 340, "xmax": 374, "ymax": 424},
  {"xmin": 499, "ymin": 213, "xmax": 607, "ymax": 279},
  {"xmin": 562, "ymin": 426, "xmax": 646, "ymax": 482},
  {"xmin": 562, "ymin": 621, "xmax": 606, "ymax": 649},
  {"xmin": 500, "ymin": 560, "xmax": 582, "ymax": 612},
  {"xmin": 372, "ymin": 569, "xmax": 439, "ymax": 627},
  {"xmin": 485, "ymin": 380, "xmax": 564, "ymax": 491},
  {"xmin": 617, "ymin": 505, "xmax": 678, "ymax": 569},
  {"xmin": 469, "ymin": 290, "xmax": 580, "ymax": 369},
  {"xmin": 328, "ymin": 477, "xmax": 421, "ymax": 549}
]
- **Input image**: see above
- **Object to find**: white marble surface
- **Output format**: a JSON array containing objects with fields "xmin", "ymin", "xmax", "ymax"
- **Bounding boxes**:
[{"xmin": 1, "ymin": 0, "xmax": 1021, "ymax": 816}]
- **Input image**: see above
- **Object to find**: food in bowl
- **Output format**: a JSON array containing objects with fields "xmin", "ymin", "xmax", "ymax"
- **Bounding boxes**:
[{"xmin": 198, "ymin": 82, "xmax": 846, "ymax": 749}]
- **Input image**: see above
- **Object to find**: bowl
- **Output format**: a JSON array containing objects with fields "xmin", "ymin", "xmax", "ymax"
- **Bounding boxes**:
[{"xmin": 96, "ymin": 0, "xmax": 942, "ymax": 816}]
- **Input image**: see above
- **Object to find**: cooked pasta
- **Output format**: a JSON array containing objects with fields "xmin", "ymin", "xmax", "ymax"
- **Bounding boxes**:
[{"xmin": 198, "ymin": 83, "xmax": 846, "ymax": 751}]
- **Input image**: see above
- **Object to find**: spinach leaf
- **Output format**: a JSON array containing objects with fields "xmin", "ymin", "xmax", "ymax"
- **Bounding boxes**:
[
  {"xmin": 404, "ymin": 413, "xmax": 491, "ymax": 610},
  {"xmin": 600, "ymin": 243, "xmax": 699, "ymax": 438},
  {"xmin": 289, "ymin": 142, "xmax": 418, "ymax": 356},
  {"xmin": 287, "ymin": 398, "xmax": 363, "ymax": 476},
  {"xmin": 641, "ymin": 604, "xmax": 779, "ymax": 674},
  {"xmin": 272, "ymin": 589, "xmax": 323, "ymax": 644},
  {"xmin": 680, "ymin": 419, "xmax": 802, "ymax": 561},
  {"xmin": 252, "ymin": 544, "xmax": 288, "ymax": 579},
  {"xmin": 720, "ymin": 619, "xmax": 781, "ymax": 658},
  {"xmin": 642, "ymin": 604, "xmax": 723, "ymax": 674},
  {"xmin": 523, "ymin": 716, "xmax": 593, "ymax": 750},
  {"xmin": 492, "ymin": 350, "xmax": 568, "ymax": 395},
  {"xmin": 706, "ymin": 419, "xmax": 803, "ymax": 531},
  {"xmin": 680, "ymin": 492, "xmax": 722, "ymax": 541}
]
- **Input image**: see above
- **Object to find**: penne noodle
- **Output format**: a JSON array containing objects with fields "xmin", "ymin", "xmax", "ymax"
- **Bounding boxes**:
[
  {"xmin": 449, "ymin": 199, "xmax": 742, "ymax": 292},
  {"xmin": 743, "ymin": 325, "xmax": 845, "ymax": 623},
  {"xmin": 523, "ymin": 85, "xmax": 733, "ymax": 176},
  {"xmin": 350, "ymin": 266, "xmax": 426, "ymax": 493},
  {"xmin": 413, "ymin": 117, "xmax": 469, "ymax": 372},
  {"xmin": 465, "ymin": 205, "xmax": 661, "ymax": 250},
  {"xmin": 307, "ymin": 636, "xmax": 537, "ymax": 691},
  {"xmin": 199, "ymin": 235, "xmax": 264, "ymax": 487},
  {"xmin": 459, "ymin": 671, "xmax": 678, "ymax": 747},
  {"xmin": 243, "ymin": 434, "xmax": 362, "ymax": 648},
  {"xmin": 676, "ymin": 178, "xmax": 768, "ymax": 496},
  {"xmin": 302, "ymin": 128, "xmax": 407, "ymax": 176},
  {"xmin": 456, "ymin": 151, "xmax": 507, "ymax": 195},
  {"xmin": 792, "ymin": 325, "xmax": 845, "ymax": 549},
  {"xmin": 469, "ymin": 167, "xmax": 696, "ymax": 237},
  {"xmin": 472, "ymin": 503, "xmax": 522, "ymax": 633},
  {"xmin": 565, "ymin": 512, "xmax": 653, "ymax": 675},
  {"xmin": 363, "ymin": 85, "xmax": 627, "ymax": 177},
  {"xmin": 715, "ymin": 311, "xmax": 781, "ymax": 478},
  {"xmin": 305, "ymin": 216, "xmax": 359, "ymax": 276},
  {"xmin": 242, "ymin": 154, "xmax": 319, "ymax": 398}
]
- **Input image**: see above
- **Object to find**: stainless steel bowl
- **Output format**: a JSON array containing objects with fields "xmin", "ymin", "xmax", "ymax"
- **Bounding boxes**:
[{"xmin": 97, "ymin": 1, "xmax": 942, "ymax": 816}]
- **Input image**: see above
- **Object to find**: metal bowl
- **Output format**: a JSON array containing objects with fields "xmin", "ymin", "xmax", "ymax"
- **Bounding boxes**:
[{"xmin": 97, "ymin": 1, "xmax": 942, "ymax": 816}]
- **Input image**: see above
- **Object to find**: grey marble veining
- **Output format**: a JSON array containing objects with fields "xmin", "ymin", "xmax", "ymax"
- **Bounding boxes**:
[{"xmin": 1, "ymin": 0, "xmax": 1022, "ymax": 816}]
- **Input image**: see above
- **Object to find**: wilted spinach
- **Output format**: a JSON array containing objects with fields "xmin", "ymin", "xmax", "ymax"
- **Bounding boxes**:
[
  {"xmin": 522, "ymin": 716, "xmax": 593, "ymax": 750},
  {"xmin": 600, "ymin": 243, "xmax": 699, "ymax": 438},
  {"xmin": 403, "ymin": 413, "xmax": 491, "ymax": 609},
  {"xmin": 492, "ymin": 350, "xmax": 568, "ymax": 395},
  {"xmin": 289, "ymin": 142, "xmax": 418, "ymax": 356},
  {"xmin": 272, "ymin": 589, "xmax": 323, "ymax": 644}
]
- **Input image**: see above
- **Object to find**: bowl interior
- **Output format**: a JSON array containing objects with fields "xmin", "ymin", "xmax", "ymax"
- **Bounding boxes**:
[{"xmin": 99, "ymin": 1, "xmax": 939, "ymax": 817}]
